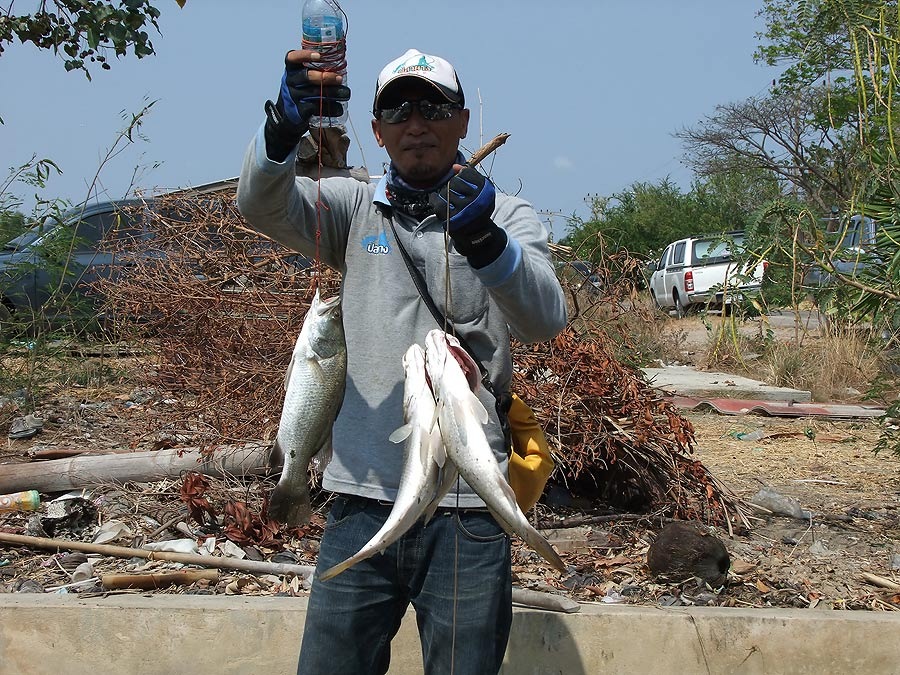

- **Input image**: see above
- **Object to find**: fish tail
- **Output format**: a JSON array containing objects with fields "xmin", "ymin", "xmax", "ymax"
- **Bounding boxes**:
[
  {"xmin": 318, "ymin": 558, "xmax": 355, "ymax": 582},
  {"xmin": 487, "ymin": 506, "xmax": 567, "ymax": 573},
  {"xmin": 525, "ymin": 528, "xmax": 568, "ymax": 573},
  {"xmin": 268, "ymin": 482, "xmax": 312, "ymax": 526}
]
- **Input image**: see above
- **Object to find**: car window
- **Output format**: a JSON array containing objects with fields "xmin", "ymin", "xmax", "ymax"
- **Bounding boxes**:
[
  {"xmin": 71, "ymin": 215, "xmax": 106, "ymax": 251},
  {"xmin": 99, "ymin": 209, "xmax": 146, "ymax": 243},
  {"xmin": 692, "ymin": 236, "xmax": 738, "ymax": 265},
  {"xmin": 673, "ymin": 242, "xmax": 685, "ymax": 265},
  {"xmin": 656, "ymin": 246, "xmax": 670, "ymax": 271}
]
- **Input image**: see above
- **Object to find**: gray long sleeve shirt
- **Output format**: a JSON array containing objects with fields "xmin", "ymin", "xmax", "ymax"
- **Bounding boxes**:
[{"xmin": 237, "ymin": 126, "xmax": 567, "ymax": 508}]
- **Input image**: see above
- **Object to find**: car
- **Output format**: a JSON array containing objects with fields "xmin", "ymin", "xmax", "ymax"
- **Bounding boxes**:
[
  {"xmin": 0, "ymin": 198, "xmax": 153, "ymax": 326},
  {"xmin": 649, "ymin": 232, "xmax": 766, "ymax": 317},
  {"xmin": 556, "ymin": 259, "xmax": 602, "ymax": 294},
  {"xmin": 803, "ymin": 214, "xmax": 878, "ymax": 287}
]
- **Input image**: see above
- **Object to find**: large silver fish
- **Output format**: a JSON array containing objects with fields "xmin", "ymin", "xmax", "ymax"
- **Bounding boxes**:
[
  {"xmin": 424, "ymin": 329, "xmax": 566, "ymax": 573},
  {"xmin": 269, "ymin": 289, "xmax": 346, "ymax": 526},
  {"xmin": 318, "ymin": 343, "xmax": 455, "ymax": 581}
]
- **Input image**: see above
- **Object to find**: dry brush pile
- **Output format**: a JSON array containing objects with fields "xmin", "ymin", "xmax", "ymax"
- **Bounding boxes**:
[{"xmin": 99, "ymin": 191, "xmax": 745, "ymax": 529}]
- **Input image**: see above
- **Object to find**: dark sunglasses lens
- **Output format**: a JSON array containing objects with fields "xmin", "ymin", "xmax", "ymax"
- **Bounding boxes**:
[
  {"xmin": 380, "ymin": 102, "xmax": 413, "ymax": 124},
  {"xmin": 418, "ymin": 101, "xmax": 455, "ymax": 120},
  {"xmin": 379, "ymin": 101, "xmax": 457, "ymax": 123}
]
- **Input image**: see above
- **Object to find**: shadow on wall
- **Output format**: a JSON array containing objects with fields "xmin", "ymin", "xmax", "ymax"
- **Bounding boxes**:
[{"xmin": 502, "ymin": 611, "xmax": 589, "ymax": 675}]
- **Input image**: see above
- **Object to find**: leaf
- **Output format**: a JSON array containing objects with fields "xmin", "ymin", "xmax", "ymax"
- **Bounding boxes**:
[{"xmin": 756, "ymin": 579, "xmax": 772, "ymax": 593}]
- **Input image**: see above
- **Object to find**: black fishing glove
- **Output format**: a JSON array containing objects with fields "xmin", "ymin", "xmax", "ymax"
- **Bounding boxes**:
[
  {"xmin": 263, "ymin": 54, "xmax": 351, "ymax": 162},
  {"xmin": 428, "ymin": 167, "xmax": 507, "ymax": 269}
]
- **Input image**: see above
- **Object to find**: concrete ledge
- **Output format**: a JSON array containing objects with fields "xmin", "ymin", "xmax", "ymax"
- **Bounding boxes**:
[
  {"xmin": 1, "ymin": 595, "xmax": 899, "ymax": 674},
  {"xmin": 643, "ymin": 366, "xmax": 813, "ymax": 402}
]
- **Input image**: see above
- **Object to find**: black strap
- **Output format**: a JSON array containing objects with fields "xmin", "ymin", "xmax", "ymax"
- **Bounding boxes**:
[{"xmin": 385, "ymin": 213, "xmax": 513, "ymax": 450}]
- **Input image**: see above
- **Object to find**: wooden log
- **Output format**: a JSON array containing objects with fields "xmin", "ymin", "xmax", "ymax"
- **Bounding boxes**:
[
  {"xmin": 101, "ymin": 569, "xmax": 219, "ymax": 590},
  {"xmin": 511, "ymin": 587, "xmax": 581, "ymax": 613},
  {"xmin": 0, "ymin": 443, "xmax": 272, "ymax": 494},
  {"xmin": 0, "ymin": 532, "xmax": 314, "ymax": 578},
  {"xmin": 861, "ymin": 572, "xmax": 900, "ymax": 591}
]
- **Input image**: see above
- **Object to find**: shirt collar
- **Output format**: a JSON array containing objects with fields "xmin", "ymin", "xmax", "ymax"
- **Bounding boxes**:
[{"xmin": 371, "ymin": 152, "xmax": 467, "ymax": 208}]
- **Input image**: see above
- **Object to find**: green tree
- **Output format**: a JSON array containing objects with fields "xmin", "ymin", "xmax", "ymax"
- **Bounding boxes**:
[
  {"xmin": 562, "ymin": 175, "xmax": 767, "ymax": 262},
  {"xmin": 0, "ymin": 0, "xmax": 187, "ymax": 79},
  {"xmin": 563, "ymin": 180, "xmax": 695, "ymax": 258}
]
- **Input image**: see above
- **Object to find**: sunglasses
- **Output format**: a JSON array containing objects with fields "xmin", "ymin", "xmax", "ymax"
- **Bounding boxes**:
[{"xmin": 376, "ymin": 100, "xmax": 461, "ymax": 124}]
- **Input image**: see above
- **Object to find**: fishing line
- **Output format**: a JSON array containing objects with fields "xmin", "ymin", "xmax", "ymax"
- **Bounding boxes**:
[{"xmin": 300, "ymin": 0, "xmax": 349, "ymax": 295}]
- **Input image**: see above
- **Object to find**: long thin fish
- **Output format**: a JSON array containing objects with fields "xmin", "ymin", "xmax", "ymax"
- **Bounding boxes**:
[
  {"xmin": 424, "ymin": 329, "xmax": 566, "ymax": 572},
  {"xmin": 269, "ymin": 289, "xmax": 346, "ymax": 526},
  {"xmin": 319, "ymin": 344, "xmax": 455, "ymax": 581}
]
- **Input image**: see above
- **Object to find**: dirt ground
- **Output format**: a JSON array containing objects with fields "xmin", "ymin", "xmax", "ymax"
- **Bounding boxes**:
[{"xmin": 1, "ymin": 320, "xmax": 899, "ymax": 612}]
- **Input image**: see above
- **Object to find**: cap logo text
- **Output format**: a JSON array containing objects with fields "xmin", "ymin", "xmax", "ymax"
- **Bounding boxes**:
[{"xmin": 393, "ymin": 55, "xmax": 435, "ymax": 75}]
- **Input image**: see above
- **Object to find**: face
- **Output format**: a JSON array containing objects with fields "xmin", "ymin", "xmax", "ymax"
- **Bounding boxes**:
[{"xmin": 371, "ymin": 80, "xmax": 469, "ymax": 188}]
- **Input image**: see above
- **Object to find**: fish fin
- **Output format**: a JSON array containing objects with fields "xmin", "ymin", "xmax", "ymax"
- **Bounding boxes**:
[
  {"xmin": 283, "ymin": 352, "xmax": 297, "ymax": 390},
  {"xmin": 389, "ymin": 423, "xmax": 412, "ymax": 444},
  {"xmin": 306, "ymin": 353, "xmax": 328, "ymax": 382},
  {"xmin": 432, "ymin": 429, "xmax": 447, "ymax": 468},
  {"xmin": 498, "ymin": 473, "xmax": 519, "ymax": 506},
  {"xmin": 311, "ymin": 438, "xmax": 332, "ymax": 473},
  {"xmin": 423, "ymin": 465, "xmax": 458, "ymax": 523},
  {"xmin": 268, "ymin": 440, "xmax": 284, "ymax": 472},
  {"xmin": 428, "ymin": 403, "xmax": 440, "ymax": 432},
  {"xmin": 466, "ymin": 390, "xmax": 490, "ymax": 425}
]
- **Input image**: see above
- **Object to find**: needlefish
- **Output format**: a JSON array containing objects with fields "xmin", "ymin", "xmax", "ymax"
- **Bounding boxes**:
[
  {"xmin": 318, "ymin": 343, "xmax": 457, "ymax": 581},
  {"xmin": 424, "ymin": 329, "xmax": 567, "ymax": 573},
  {"xmin": 268, "ymin": 289, "xmax": 346, "ymax": 526}
]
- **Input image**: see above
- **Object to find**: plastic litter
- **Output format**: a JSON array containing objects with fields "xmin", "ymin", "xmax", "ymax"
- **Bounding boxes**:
[
  {"xmin": 750, "ymin": 487, "xmax": 812, "ymax": 520},
  {"xmin": 0, "ymin": 490, "xmax": 40, "ymax": 512}
]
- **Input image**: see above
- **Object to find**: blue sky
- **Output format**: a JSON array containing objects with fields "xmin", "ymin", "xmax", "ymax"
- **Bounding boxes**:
[{"xmin": 1, "ymin": 1, "xmax": 779, "ymax": 240}]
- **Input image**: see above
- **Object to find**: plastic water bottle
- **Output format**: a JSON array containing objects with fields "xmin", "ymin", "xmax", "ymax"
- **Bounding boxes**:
[
  {"xmin": 0, "ymin": 489, "xmax": 40, "ymax": 512},
  {"xmin": 301, "ymin": 0, "xmax": 348, "ymax": 128}
]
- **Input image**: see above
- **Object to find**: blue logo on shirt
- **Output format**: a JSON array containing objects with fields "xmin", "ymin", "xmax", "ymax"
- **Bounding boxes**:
[{"xmin": 363, "ymin": 232, "xmax": 391, "ymax": 255}]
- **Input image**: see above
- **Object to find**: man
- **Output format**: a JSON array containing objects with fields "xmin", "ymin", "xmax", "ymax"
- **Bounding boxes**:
[{"xmin": 237, "ymin": 47, "xmax": 567, "ymax": 675}]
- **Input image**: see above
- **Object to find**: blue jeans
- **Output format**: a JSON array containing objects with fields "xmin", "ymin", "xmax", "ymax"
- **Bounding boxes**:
[{"xmin": 297, "ymin": 495, "xmax": 512, "ymax": 675}]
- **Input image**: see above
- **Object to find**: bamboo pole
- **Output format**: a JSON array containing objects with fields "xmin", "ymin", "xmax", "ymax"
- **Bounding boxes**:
[
  {"xmin": 0, "ymin": 532, "xmax": 314, "ymax": 578},
  {"xmin": 0, "ymin": 443, "xmax": 271, "ymax": 494},
  {"xmin": 101, "ymin": 569, "xmax": 219, "ymax": 590}
]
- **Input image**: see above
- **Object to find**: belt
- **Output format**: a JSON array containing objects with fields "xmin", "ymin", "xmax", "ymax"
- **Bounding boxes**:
[{"xmin": 343, "ymin": 493, "xmax": 489, "ymax": 515}]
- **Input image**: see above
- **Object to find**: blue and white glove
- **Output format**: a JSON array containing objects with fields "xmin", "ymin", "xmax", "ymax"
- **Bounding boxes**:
[
  {"xmin": 428, "ymin": 167, "xmax": 507, "ymax": 269},
  {"xmin": 263, "ymin": 54, "xmax": 351, "ymax": 161}
]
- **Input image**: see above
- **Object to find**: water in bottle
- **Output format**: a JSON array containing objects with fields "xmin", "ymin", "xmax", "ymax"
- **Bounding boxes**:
[{"xmin": 301, "ymin": 0, "xmax": 348, "ymax": 128}]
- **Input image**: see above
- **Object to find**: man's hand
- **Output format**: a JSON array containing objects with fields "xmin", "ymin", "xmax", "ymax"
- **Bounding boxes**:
[
  {"xmin": 264, "ymin": 50, "xmax": 351, "ymax": 161},
  {"xmin": 429, "ymin": 166, "xmax": 507, "ymax": 269}
]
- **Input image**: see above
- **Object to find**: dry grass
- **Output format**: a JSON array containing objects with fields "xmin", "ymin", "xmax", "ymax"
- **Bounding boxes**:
[
  {"xmin": 687, "ymin": 411, "xmax": 900, "ymax": 512},
  {"xmin": 655, "ymin": 307, "xmax": 895, "ymax": 404}
]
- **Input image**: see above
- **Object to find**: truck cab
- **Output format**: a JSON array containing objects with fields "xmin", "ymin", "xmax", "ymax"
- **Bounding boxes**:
[{"xmin": 649, "ymin": 232, "xmax": 765, "ymax": 317}]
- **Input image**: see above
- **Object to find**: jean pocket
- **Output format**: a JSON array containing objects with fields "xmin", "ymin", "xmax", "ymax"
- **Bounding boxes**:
[
  {"xmin": 325, "ymin": 496, "xmax": 365, "ymax": 532},
  {"xmin": 454, "ymin": 511, "xmax": 508, "ymax": 543}
]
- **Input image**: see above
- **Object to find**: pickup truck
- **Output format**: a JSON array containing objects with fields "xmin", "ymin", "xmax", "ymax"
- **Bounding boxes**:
[
  {"xmin": 648, "ymin": 232, "xmax": 765, "ymax": 317},
  {"xmin": 803, "ymin": 214, "xmax": 878, "ymax": 288}
]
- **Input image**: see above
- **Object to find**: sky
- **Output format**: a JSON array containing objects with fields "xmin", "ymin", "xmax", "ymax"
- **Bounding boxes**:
[{"xmin": 1, "ymin": 1, "xmax": 780, "ymax": 240}]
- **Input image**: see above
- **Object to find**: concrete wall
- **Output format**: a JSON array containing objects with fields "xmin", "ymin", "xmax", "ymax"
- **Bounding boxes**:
[{"xmin": 1, "ymin": 595, "xmax": 899, "ymax": 674}]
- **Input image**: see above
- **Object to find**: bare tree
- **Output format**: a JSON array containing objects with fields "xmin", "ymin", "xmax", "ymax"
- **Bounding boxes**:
[{"xmin": 676, "ymin": 85, "xmax": 863, "ymax": 213}]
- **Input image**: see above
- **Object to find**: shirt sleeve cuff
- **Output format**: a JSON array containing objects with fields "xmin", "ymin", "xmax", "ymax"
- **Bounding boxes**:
[
  {"xmin": 473, "ymin": 235, "xmax": 522, "ymax": 287},
  {"xmin": 254, "ymin": 122, "xmax": 299, "ymax": 175}
]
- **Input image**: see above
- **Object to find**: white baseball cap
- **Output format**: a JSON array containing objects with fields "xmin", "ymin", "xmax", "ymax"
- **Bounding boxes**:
[{"xmin": 373, "ymin": 49, "xmax": 465, "ymax": 113}]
